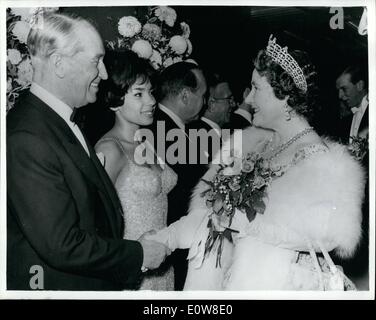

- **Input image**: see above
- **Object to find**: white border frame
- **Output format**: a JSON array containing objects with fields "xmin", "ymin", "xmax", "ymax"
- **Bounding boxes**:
[{"xmin": 1, "ymin": 0, "xmax": 374, "ymax": 300}]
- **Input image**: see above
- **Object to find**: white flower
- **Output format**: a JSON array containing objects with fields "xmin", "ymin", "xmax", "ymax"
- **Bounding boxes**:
[
  {"xmin": 7, "ymin": 49, "xmax": 22, "ymax": 65},
  {"xmin": 118, "ymin": 16, "xmax": 141, "ymax": 38},
  {"xmin": 131, "ymin": 39, "xmax": 153, "ymax": 59},
  {"xmin": 180, "ymin": 22, "xmax": 191, "ymax": 38},
  {"xmin": 186, "ymin": 38, "xmax": 193, "ymax": 55},
  {"xmin": 12, "ymin": 20, "xmax": 31, "ymax": 44},
  {"xmin": 169, "ymin": 35, "xmax": 187, "ymax": 55},
  {"xmin": 222, "ymin": 157, "xmax": 242, "ymax": 176},
  {"xmin": 10, "ymin": 8, "xmax": 38, "ymax": 21},
  {"xmin": 150, "ymin": 49, "xmax": 162, "ymax": 69},
  {"xmin": 154, "ymin": 6, "xmax": 177, "ymax": 27},
  {"xmin": 7, "ymin": 78, "xmax": 12, "ymax": 92},
  {"xmin": 16, "ymin": 58, "xmax": 33, "ymax": 86},
  {"xmin": 142, "ymin": 23, "xmax": 162, "ymax": 41},
  {"xmin": 163, "ymin": 57, "xmax": 174, "ymax": 68}
]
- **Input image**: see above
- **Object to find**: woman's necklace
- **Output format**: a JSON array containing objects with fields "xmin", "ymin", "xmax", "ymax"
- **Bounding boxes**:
[{"xmin": 267, "ymin": 127, "xmax": 315, "ymax": 161}]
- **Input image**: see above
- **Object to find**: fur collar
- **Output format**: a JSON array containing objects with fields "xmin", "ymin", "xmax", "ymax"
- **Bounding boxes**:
[{"xmin": 188, "ymin": 127, "xmax": 366, "ymax": 258}]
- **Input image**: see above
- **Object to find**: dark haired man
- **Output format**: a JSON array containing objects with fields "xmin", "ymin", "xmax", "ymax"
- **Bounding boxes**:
[
  {"xmin": 148, "ymin": 61, "xmax": 207, "ymax": 290},
  {"xmin": 336, "ymin": 64, "xmax": 369, "ymax": 290},
  {"xmin": 336, "ymin": 65, "xmax": 368, "ymax": 143}
]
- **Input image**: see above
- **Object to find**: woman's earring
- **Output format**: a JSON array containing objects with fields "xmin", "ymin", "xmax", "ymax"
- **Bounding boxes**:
[{"xmin": 284, "ymin": 103, "xmax": 292, "ymax": 121}]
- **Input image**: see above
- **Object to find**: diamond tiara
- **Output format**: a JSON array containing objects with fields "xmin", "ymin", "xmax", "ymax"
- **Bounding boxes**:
[{"xmin": 265, "ymin": 35, "xmax": 308, "ymax": 93}]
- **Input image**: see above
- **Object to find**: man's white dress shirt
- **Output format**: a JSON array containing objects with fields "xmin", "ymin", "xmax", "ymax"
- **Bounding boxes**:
[{"xmin": 30, "ymin": 82, "xmax": 90, "ymax": 156}]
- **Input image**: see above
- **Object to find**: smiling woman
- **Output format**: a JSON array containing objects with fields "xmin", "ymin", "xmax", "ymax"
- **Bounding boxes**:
[
  {"xmin": 146, "ymin": 35, "xmax": 365, "ymax": 291},
  {"xmin": 94, "ymin": 50, "xmax": 177, "ymax": 290}
]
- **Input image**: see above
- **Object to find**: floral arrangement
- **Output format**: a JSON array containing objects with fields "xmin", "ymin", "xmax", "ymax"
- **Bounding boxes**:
[
  {"xmin": 107, "ymin": 6, "xmax": 193, "ymax": 70},
  {"xmin": 348, "ymin": 135, "xmax": 368, "ymax": 161},
  {"xmin": 201, "ymin": 151, "xmax": 283, "ymax": 267},
  {"xmin": 6, "ymin": 7, "xmax": 59, "ymax": 111}
]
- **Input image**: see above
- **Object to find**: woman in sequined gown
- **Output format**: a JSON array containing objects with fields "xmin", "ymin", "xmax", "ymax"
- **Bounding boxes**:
[
  {"xmin": 95, "ymin": 50, "xmax": 175, "ymax": 290},
  {"xmin": 148, "ymin": 37, "xmax": 365, "ymax": 290}
]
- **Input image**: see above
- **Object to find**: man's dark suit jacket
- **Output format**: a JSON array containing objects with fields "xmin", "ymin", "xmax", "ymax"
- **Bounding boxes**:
[
  {"xmin": 187, "ymin": 118, "xmax": 222, "ymax": 183},
  {"xmin": 146, "ymin": 106, "xmax": 198, "ymax": 290},
  {"xmin": 334, "ymin": 107, "xmax": 368, "ymax": 144},
  {"xmin": 7, "ymin": 93, "xmax": 143, "ymax": 291}
]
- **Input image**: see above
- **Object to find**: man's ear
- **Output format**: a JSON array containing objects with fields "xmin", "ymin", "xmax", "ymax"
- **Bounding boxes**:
[
  {"xmin": 207, "ymin": 97, "xmax": 216, "ymax": 112},
  {"xmin": 356, "ymin": 80, "xmax": 365, "ymax": 91},
  {"xmin": 49, "ymin": 53, "xmax": 65, "ymax": 78}
]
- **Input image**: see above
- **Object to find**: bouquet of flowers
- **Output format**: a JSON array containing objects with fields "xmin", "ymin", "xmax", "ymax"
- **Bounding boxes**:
[
  {"xmin": 107, "ymin": 6, "xmax": 193, "ymax": 70},
  {"xmin": 348, "ymin": 135, "xmax": 368, "ymax": 161},
  {"xmin": 201, "ymin": 151, "xmax": 283, "ymax": 267},
  {"xmin": 6, "ymin": 7, "xmax": 59, "ymax": 111}
]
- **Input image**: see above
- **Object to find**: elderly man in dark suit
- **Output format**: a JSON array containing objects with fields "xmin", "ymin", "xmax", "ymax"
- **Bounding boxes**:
[{"xmin": 7, "ymin": 13, "xmax": 168, "ymax": 291}]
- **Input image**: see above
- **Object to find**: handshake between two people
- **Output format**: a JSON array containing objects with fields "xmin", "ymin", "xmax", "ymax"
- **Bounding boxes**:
[{"xmin": 138, "ymin": 230, "xmax": 171, "ymax": 272}]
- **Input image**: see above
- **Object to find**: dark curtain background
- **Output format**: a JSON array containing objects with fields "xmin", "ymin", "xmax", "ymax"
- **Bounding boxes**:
[{"xmin": 61, "ymin": 6, "xmax": 368, "ymax": 145}]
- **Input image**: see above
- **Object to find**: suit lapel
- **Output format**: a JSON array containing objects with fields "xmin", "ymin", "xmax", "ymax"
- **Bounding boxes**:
[
  {"xmin": 29, "ymin": 95, "xmax": 107, "ymax": 194},
  {"xmin": 29, "ymin": 94, "xmax": 123, "ymax": 236}
]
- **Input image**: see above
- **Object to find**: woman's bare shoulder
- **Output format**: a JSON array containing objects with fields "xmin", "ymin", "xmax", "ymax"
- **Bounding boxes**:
[{"xmin": 95, "ymin": 137, "xmax": 123, "ymax": 158}]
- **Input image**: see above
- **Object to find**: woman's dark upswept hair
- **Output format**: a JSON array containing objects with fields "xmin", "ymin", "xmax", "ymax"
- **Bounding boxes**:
[
  {"xmin": 102, "ymin": 49, "xmax": 155, "ymax": 109},
  {"xmin": 254, "ymin": 49, "xmax": 319, "ymax": 122}
]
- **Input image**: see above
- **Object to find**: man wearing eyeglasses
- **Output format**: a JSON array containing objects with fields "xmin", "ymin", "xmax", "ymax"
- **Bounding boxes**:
[{"xmin": 188, "ymin": 72, "xmax": 236, "ymax": 164}]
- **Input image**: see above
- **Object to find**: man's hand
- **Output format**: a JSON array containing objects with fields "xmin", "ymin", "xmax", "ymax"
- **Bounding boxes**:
[{"xmin": 138, "ymin": 230, "xmax": 171, "ymax": 271}]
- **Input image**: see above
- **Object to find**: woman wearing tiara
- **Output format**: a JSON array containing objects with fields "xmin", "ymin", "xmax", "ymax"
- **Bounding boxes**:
[
  {"xmin": 147, "ymin": 35, "xmax": 365, "ymax": 290},
  {"xmin": 95, "ymin": 50, "xmax": 176, "ymax": 290}
]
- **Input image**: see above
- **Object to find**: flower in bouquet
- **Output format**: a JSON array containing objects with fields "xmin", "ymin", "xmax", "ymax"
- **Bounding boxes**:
[
  {"xmin": 142, "ymin": 23, "xmax": 162, "ymax": 41},
  {"xmin": 169, "ymin": 35, "xmax": 187, "ymax": 55},
  {"xmin": 12, "ymin": 20, "xmax": 31, "ymax": 44},
  {"xmin": 131, "ymin": 39, "xmax": 153, "ymax": 59},
  {"xmin": 154, "ymin": 6, "xmax": 177, "ymax": 27},
  {"xmin": 118, "ymin": 16, "xmax": 141, "ymax": 38},
  {"xmin": 348, "ymin": 136, "xmax": 368, "ymax": 161},
  {"xmin": 201, "ymin": 151, "xmax": 282, "ymax": 266},
  {"xmin": 7, "ymin": 49, "xmax": 22, "ymax": 65},
  {"xmin": 16, "ymin": 58, "xmax": 33, "ymax": 86}
]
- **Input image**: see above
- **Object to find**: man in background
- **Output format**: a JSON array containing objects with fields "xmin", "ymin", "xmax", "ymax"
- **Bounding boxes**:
[{"xmin": 149, "ymin": 61, "xmax": 207, "ymax": 290}]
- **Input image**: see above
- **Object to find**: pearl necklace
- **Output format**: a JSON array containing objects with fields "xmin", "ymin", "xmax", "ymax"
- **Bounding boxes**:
[{"xmin": 267, "ymin": 127, "xmax": 314, "ymax": 161}]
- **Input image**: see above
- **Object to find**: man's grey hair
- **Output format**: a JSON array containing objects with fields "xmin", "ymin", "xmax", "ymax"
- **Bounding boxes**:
[{"xmin": 27, "ymin": 13, "xmax": 96, "ymax": 59}]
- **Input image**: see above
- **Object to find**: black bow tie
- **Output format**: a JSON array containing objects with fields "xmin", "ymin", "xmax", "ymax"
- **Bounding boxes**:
[{"xmin": 70, "ymin": 108, "xmax": 79, "ymax": 124}]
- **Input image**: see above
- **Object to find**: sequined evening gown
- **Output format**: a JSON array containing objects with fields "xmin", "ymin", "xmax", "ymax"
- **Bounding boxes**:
[{"xmin": 98, "ymin": 137, "xmax": 177, "ymax": 290}]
